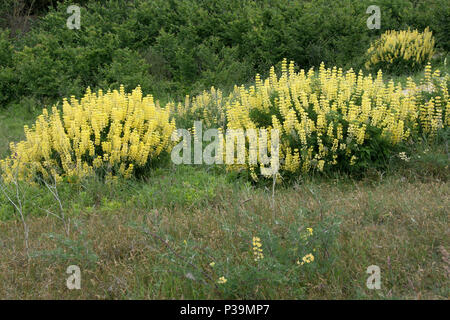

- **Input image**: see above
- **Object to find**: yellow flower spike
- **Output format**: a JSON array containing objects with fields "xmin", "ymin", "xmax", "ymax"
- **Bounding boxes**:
[{"xmin": 252, "ymin": 236, "xmax": 264, "ymax": 261}]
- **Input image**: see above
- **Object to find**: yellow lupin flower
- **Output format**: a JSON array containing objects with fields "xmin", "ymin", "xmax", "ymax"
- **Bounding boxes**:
[{"xmin": 252, "ymin": 236, "xmax": 264, "ymax": 261}]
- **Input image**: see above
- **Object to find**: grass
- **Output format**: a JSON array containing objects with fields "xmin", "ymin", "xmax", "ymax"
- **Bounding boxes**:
[
  {"xmin": 377, "ymin": 52, "xmax": 449, "ymax": 88},
  {"xmin": 0, "ymin": 158, "xmax": 448, "ymax": 299},
  {"xmin": 0, "ymin": 101, "xmax": 42, "ymax": 159}
]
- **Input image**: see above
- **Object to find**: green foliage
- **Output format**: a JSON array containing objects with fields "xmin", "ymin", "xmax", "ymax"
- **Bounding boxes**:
[
  {"xmin": 389, "ymin": 127, "xmax": 450, "ymax": 182},
  {"xmin": 0, "ymin": 30, "xmax": 17, "ymax": 106},
  {"xmin": 31, "ymin": 229, "xmax": 99, "ymax": 267},
  {"xmin": 134, "ymin": 206, "xmax": 341, "ymax": 299},
  {"xmin": 1, "ymin": 0, "xmax": 448, "ymax": 110},
  {"xmin": 216, "ymin": 210, "xmax": 340, "ymax": 299},
  {"xmin": 129, "ymin": 166, "xmax": 226, "ymax": 208},
  {"xmin": 0, "ymin": 165, "xmax": 229, "ymax": 222}
]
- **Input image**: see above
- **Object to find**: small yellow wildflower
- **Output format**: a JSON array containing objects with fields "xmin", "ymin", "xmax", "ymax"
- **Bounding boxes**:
[
  {"xmin": 217, "ymin": 276, "xmax": 227, "ymax": 284},
  {"xmin": 209, "ymin": 262, "xmax": 215, "ymax": 267},
  {"xmin": 297, "ymin": 253, "xmax": 315, "ymax": 265},
  {"xmin": 301, "ymin": 227, "xmax": 314, "ymax": 240},
  {"xmin": 398, "ymin": 152, "xmax": 410, "ymax": 162}
]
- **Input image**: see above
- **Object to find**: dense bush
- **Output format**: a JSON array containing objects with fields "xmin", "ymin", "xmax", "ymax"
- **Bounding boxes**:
[
  {"xmin": 404, "ymin": 0, "xmax": 450, "ymax": 52},
  {"xmin": 0, "ymin": 0, "xmax": 448, "ymax": 110},
  {"xmin": 0, "ymin": 86, "xmax": 176, "ymax": 183},
  {"xmin": 0, "ymin": 30, "xmax": 16, "ymax": 106},
  {"xmin": 221, "ymin": 60, "xmax": 449, "ymax": 179},
  {"xmin": 365, "ymin": 28, "xmax": 435, "ymax": 74}
]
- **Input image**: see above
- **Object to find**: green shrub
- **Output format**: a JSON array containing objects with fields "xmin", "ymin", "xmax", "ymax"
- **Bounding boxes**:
[
  {"xmin": 1, "ymin": 0, "xmax": 449, "ymax": 110},
  {"xmin": 0, "ymin": 30, "xmax": 18, "ymax": 106}
]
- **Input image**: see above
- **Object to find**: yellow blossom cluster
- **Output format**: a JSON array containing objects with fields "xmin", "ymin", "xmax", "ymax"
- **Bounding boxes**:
[
  {"xmin": 2, "ymin": 58, "xmax": 447, "ymax": 184},
  {"xmin": 252, "ymin": 236, "xmax": 264, "ymax": 261},
  {"xmin": 220, "ymin": 59, "xmax": 448, "ymax": 179},
  {"xmin": 365, "ymin": 27, "xmax": 435, "ymax": 71},
  {"xmin": 297, "ymin": 253, "xmax": 314, "ymax": 266},
  {"xmin": 1, "ymin": 85, "xmax": 176, "ymax": 183}
]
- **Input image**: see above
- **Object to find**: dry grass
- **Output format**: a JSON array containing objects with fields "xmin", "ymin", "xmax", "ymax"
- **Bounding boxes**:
[{"xmin": 0, "ymin": 174, "xmax": 448, "ymax": 299}]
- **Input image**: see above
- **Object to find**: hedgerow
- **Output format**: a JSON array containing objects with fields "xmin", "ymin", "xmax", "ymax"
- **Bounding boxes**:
[{"xmin": 0, "ymin": 0, "xmax": 448, "ymax": 109}]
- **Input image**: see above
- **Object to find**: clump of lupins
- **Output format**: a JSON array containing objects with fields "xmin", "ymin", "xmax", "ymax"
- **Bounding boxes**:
[
  {"xmin": 218, "ymin": 59, "xmax": 447, "ymax": 180},
  {"xmin": 175, "ymin": 86, "xmax": 228, "ymax": 130},
  {"xmin": 1, "ymin": 85, "xmax": 176, "ymax": 183},
  {"xmin": 365, "ymin": 27, "xmax": 435, "ymax": 73},
  {"xmin": 2, "ymin": 58, "xmax": 448, "ymax": 184}
]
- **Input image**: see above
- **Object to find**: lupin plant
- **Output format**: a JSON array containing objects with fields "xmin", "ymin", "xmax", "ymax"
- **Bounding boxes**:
[{"xmin": 1, "ymin": 86, "xmax": 176, "ymax": 183}]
